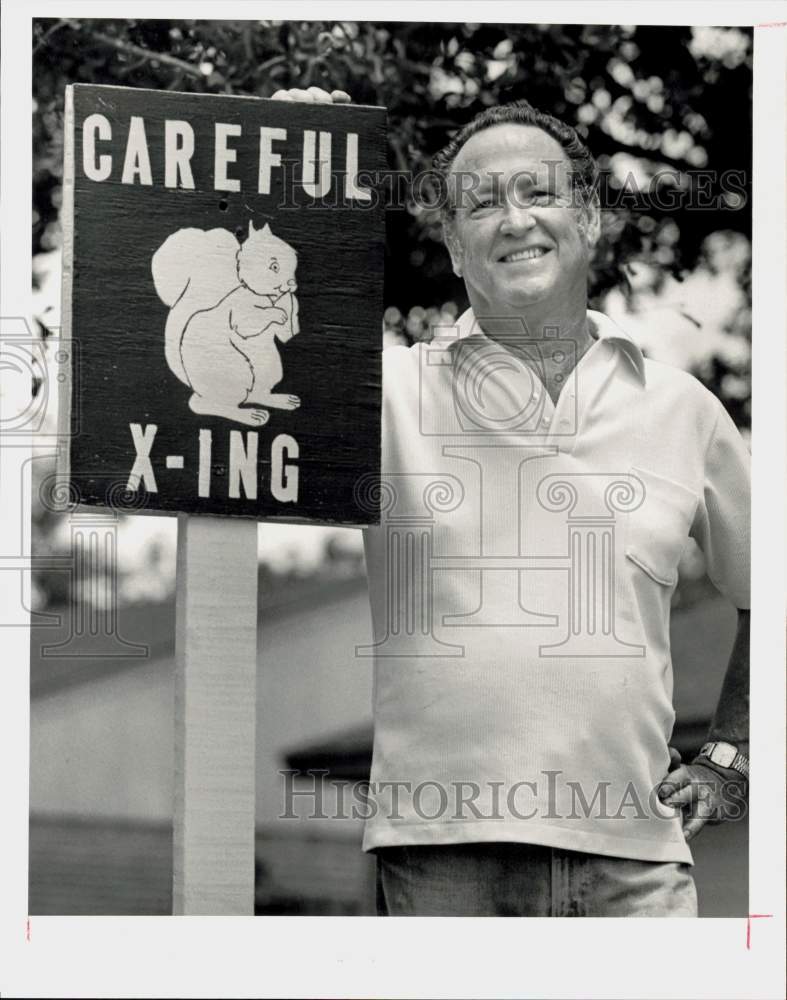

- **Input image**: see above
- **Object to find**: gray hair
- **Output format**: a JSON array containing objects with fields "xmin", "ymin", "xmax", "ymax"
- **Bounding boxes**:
[{"xmin": 432, "ymin": 99, "xmax": 600, "ymax": 224}]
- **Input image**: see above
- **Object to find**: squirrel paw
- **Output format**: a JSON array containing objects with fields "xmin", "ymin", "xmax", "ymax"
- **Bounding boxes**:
[
  {"xmin": 236, "ymin": 407, "xmax": 270, "ymax": 427},
  {"xmin": 252, "ymin": 393, "xmax": 300, "ymax": 411},
  {"xmin": 268, "ymin": 307, "xmax": 288, "ymax": 326},
  {"xmin": 188, "ymin": 395, "xmax": 270, "ymax": 426}
]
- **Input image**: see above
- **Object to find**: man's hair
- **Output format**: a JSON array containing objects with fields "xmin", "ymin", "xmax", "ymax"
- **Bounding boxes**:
[{"xmin": 432, "ymin": 99, "xmax": 599, "ymax": 223}]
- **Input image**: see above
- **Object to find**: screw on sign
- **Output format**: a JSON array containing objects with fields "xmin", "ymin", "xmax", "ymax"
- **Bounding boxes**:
[{"xmin": 57, "ymin": 84, "xmax": 386, "ymax": 914}]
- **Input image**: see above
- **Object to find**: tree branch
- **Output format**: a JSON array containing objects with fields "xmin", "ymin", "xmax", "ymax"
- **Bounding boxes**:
[
  {"xmin": 60, "ymin": 19, "xmax": 206, "ymax": 79},
  {"xmin": 258, "ymin": 54, "xmax": 288, "ymax": 75},
  {"xmin": 33, "ymin": 19, "xmax": 70, "ymax": 55}
]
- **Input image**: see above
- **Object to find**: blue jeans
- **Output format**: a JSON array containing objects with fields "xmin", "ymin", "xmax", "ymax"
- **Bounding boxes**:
[{"xmin": 375, "ymin": 842, "xmax": 698, "ymax": 917}]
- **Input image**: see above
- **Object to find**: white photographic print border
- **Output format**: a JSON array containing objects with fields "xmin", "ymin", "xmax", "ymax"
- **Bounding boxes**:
[{"xmin": 2, "ymin": 2, "xmax": 784, "ymax": 998}]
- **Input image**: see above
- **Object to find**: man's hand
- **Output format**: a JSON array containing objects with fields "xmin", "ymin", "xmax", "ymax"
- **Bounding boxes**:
[
  {"xmin": 272, "ymin": 86, "xmax": 351, "ymax": 104},
  {"xmin": 657, "ymin": 760, "xmax": 748, "ymax": 843}
]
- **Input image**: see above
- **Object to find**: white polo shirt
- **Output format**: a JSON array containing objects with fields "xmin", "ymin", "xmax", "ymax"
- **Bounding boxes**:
[{"xmin": 361, "ymin": 308, "xmax": 750, "ymax": 863}]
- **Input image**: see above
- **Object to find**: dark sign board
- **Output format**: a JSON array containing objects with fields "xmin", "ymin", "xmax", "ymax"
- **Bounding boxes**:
[{"xmin": 57, "ymin": 84, "xmax": 386, "ymax": 525}]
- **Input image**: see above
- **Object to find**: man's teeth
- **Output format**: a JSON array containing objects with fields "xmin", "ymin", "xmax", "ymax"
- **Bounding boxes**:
[{"xmin": 503, "ymin": 248, "xmax": 549, "ymax": 261}]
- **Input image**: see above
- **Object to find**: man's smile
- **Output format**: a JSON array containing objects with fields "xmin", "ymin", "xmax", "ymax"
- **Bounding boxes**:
[{"xmin": 499, "ymin": 246, "xmax": 553, "ymax": 263}]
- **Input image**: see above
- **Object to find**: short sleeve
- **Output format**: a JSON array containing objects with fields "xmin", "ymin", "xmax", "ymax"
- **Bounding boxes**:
[{"xmin": 690, "ymin": 402, "xmax": 751, "ymax": 608}]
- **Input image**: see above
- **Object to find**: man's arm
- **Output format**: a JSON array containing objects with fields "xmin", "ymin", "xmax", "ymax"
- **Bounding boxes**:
[
  {"xmin": 658, "ymin": 608, "xmax": 750, "ymax": 842},
  {"xmin": 704, "ymin": 608, "xmax": 750, "ymax": 755}
]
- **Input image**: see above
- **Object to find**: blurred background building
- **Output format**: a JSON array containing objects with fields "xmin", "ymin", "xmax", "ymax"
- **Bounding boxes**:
[{"xmin": 29, "ymin": 18, "xmax": 751, "ymax": 915}]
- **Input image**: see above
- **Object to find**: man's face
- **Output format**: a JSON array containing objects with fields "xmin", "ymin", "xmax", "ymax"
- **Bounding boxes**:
[{"xmin": 445, "ymin": 123, "xmax": 599, "ymax": 315}]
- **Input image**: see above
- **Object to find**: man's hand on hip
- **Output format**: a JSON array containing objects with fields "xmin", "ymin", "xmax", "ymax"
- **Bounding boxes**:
[{"xmin": 657, "ymin": 761, "xmax": 748, "ymax": 843}]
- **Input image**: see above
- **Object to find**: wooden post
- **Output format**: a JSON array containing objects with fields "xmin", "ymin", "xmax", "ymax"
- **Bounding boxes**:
[{"xmin": 173, "ymin": 514, "xmax": 258, "ymax": 915}]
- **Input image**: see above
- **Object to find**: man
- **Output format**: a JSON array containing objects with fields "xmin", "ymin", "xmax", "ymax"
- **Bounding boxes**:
[{"xmin": 274, "ymin": 87, "xmax": 750, "ymax": 917}]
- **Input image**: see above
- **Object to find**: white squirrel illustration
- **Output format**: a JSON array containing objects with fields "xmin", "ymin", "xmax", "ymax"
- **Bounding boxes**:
[{"xmin": 151, "ymin": 221, "xmax": 301, "ymax": 427}]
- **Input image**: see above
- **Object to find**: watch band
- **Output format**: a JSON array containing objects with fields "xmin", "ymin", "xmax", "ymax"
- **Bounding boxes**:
[
  {"xmin": 697, "ymin": 741, "xmax": 750, "ymax": 779},
  {"xmin": 730, "ymin": 752, "xmax": 749, "ymax": 779}
]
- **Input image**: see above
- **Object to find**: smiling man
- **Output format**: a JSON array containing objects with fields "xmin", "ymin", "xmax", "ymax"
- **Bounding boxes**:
[
  {"xmin": 275, "ymin": 90, "xmax": 751, "ymax": 918},
  {"xmin": 442, "ymin": 117, "xmax": 597, "ymax": 391},
  {"xmin": 446, "ymin": 118, "xmax": 599, "ymax": 335}
]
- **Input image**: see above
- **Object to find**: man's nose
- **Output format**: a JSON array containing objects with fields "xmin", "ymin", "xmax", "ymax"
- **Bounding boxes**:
[
  {"xmin": 499, "ymin": 203, "xmax": 537, "ymax": 236},
  {"xmin": 287, "ymin": 277, "xmax": 297, "ymax": 287}
]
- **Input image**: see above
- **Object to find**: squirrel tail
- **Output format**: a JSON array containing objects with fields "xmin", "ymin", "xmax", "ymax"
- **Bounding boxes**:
[{"xmin": 151, "ymin": 227, "xmax": 241, "ymax": 385}]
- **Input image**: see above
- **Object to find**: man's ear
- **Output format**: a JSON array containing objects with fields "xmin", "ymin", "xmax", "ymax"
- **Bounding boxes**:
[
  {"xmin": 443, "ymin": 219, "xmax": 464, "ymax": 278},
  {"xmin": 583, "ymin": 197, "xmax": 601, "ymax": 251}
]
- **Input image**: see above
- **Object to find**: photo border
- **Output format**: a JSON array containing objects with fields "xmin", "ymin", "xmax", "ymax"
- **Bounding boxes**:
[{"xmin": 2, "ymin": 3, "xmax": 784, "ymax": 998}]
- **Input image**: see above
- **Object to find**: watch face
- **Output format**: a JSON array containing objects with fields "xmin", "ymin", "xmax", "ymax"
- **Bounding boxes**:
[{"xmin": 713, "ymin": 744, "xmax": 737, "ymax": 768}]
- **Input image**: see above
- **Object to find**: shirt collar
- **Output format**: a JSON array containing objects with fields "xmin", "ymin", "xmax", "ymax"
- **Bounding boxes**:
[
  {"xmin": 452, "ymin": 306, "xmax": 646, "ymax": 385},
  {"xmin": 586, "ymin": 309, "xmax": 646, "ymax": 384}
]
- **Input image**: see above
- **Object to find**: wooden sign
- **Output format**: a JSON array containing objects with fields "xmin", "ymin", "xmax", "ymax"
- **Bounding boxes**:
[{"xmin": 58, "ymin": 83, "xmax": 386, "ymax": 525}]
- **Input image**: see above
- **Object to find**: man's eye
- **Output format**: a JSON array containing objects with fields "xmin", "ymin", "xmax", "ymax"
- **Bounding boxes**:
[
  {"xmin": 470, "ymin": 196, "xmax": 498, "ymax": 213},
  {"xmin": 528, "ymin": 191, "xmax": 554, "ymax": 205},
  {"xmin": 269, "ymin": 262, "xmax": 279, "ymax": 272}
]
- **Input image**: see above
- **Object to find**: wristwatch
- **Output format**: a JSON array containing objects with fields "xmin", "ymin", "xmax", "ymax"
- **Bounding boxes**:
[{"xmin": 697, "ymin": 741, "xmax": 749, "ymax": 779}]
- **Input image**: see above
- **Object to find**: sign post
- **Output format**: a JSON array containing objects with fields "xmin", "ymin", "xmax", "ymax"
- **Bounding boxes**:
[
  {"xmin": 173, "ymin": 514, "xmax": 258, "ymax": 915},
  {"xmin": 58, "ymin": 83, "xmax": 386, "ymax": 914}
]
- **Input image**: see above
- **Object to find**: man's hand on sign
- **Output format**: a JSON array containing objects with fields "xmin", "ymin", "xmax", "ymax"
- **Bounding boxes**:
[
  {"xmin": 272, "ymin": 87, "xmax": 352, "ymax": 104},
  {"xmin": 657, "ymin": 760, "xmax": 747, "ymax": 843}
]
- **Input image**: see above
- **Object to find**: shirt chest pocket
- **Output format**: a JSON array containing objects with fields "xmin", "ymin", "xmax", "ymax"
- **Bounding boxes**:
[{"xmin": 625, "ymin": 466, "xmax": 700, "ymax": 586}]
